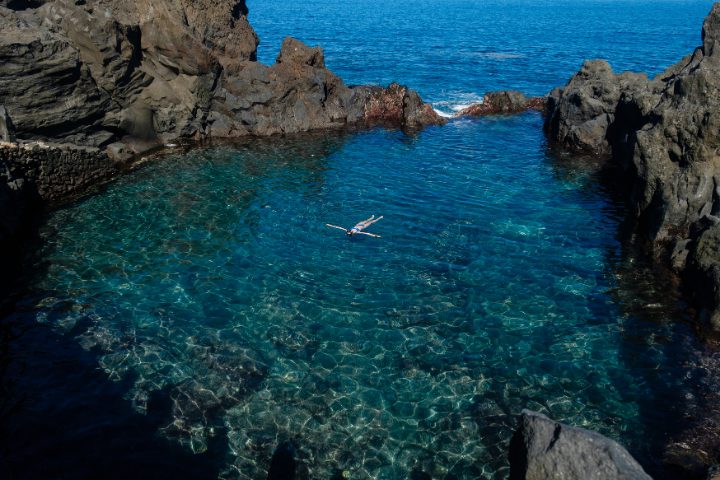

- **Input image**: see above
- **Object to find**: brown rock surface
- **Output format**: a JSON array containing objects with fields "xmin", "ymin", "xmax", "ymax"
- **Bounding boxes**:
[
  {"xmin": 0, "ymin": 1, "xmax": 441, "ymax": 152},
  {"xmin": 361, "ymin": 82, "xmax": 446, "ymax": 128},
  {"xmin": 456, "ymin": 91, "xmax": 546, "ymax": 117}
]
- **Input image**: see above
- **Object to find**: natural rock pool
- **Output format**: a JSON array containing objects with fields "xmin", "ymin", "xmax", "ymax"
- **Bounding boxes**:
[
  {"xmin": 2, "ymin": 0, "xmax": 718, "ymax": 478},
  {"xmin": 2, "ymin": 116, "xmax": 707, "ymax": 479}
]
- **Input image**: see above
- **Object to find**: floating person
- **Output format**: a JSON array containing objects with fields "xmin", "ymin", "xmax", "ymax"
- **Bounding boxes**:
[{"xmin": 326, "ymin": 215, "xmax": 383, "ymax": 237}]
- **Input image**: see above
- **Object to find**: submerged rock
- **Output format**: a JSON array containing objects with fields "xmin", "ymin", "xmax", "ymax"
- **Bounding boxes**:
[
  {"xmin": 267, "ymin": 441, "xmax": 297, "ymax": 480},
  {"xmin": 509, "ymin": 410, "xmax": 652, "ymax": 480},
  {"xmin": 456, "ymin": 91, "xmax": 546, "ymax": 117},
  {"xmin": 544, "ymin": 2, "xmax": 720, "ymax": 333}
]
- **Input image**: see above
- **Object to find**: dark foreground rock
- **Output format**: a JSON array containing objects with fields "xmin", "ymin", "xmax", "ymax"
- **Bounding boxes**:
[
  {"xmin": 456, "ymin": 91, "xmax": 546, "ymax": 117},
  {"xmin": 545, "ymin": 3, "xmax": 720, "ymax": 332},
  {"xmin": 509, "ymin": 410, "xmax": 652, "ymax": 480}
]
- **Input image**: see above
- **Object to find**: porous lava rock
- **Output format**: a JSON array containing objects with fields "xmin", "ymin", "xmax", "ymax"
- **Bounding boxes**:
[
  {"xmin": 456, "ymin": 91, "xmax": 546, "ymax": 117},
  {"xmin": 509, "ymin": 410, "xmax": 652, "ymax": 480},
  {"xmin": 360, "ymin": 82, "xmax": 446, "ymax": 128}
]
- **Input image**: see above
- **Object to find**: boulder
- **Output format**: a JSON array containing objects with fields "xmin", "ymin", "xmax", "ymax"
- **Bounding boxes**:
[
  {"xmin": 360, "ymin": 82, "xmax": 446, "ymax": 129},
  {"xmin": 544, "ymin": 61, "xmax": 651, "ymax": 155},
  {"xmin": 509, "ymin": 410, "xmax": 652, "ymax": 480}
]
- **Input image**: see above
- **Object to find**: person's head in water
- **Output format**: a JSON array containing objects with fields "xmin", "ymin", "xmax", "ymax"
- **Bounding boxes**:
[{"xmin": 346, "ymin": 229, "xmax": 354, "ymax": 236}]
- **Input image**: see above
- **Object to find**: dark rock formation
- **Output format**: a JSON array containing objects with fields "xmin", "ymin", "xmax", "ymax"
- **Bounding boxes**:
[
  {"xmin": 207, "ymin": 39, "xmax": 445, "ymax": 137},
  {"xmin": 545, "ymin": 3, "xmax": 720, "ymax": 332},
  {"xmin": 509, "ymin": 410, "xmax": 652, "ymax": 480},
  {"xmin": 0, "ymin": 0, "xmax": 258, "ymax": 149},
  {"xmin": 0, "ymin": 105, "xmax": 14, "ymax": 142},
  {"xmin": 267, "ymin": 441, "xmax": 297, "ymax": 480},
  {"xmin": 0, "ymin": 142, "xmax": 116, "ymax": 202},
  {"xmin": 0, "ymin": 1, "xmax": 441, "ymax": 153},
  {"xmin": 456, "ymin": 91, "xmax": 546, "ymax": 117},
  {"xmin": 544, "ymin": 61, "xmax": 652, "ymax": 155},
  {"xmin": 360, "ymin": 82, "xmax": 446, "ymax": 128}
]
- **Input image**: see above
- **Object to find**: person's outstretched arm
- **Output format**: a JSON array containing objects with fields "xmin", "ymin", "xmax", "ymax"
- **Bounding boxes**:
[
  {"xmin": 326, "ymin": 224, "xmax": 348, "ymax": 232},
  {"xmin": 357, "ymin": 231, "xmax": 381, "ymax": 238}
]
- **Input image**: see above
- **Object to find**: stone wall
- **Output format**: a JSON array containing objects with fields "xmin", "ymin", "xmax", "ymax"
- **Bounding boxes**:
[
  {"xmin": 0, "ymin": 141, "xmax": 117, "ymax": 293},
  {"xmin": 1, "ymin": 141, "xmax": 116, "ymax": 202}
]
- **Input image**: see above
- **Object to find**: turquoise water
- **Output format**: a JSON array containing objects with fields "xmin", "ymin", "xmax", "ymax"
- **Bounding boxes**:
[{"xmin": 2, "ymin": 1, "xmax": 717, "ymax": 479}]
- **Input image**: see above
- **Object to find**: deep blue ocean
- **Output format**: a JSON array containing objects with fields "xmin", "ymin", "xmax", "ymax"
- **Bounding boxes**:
[{"xmin": 1, "ymin": 1, "xmax": 717, "ymax": 479}]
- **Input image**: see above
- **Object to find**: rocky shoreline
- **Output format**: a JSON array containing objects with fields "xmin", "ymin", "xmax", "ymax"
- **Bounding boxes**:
[
  {"xmin": 0, "ymin": 0, "xmax": 448, "ymax": 295},
  {"xmin": 542, "ymin": 3, "xmax": 720, "ymax": 476},
  {"xmin": 545, "ymin": 4, "xmax": 720, "ymax": 336},
  {"xmin": 1, "ymin": 0, "xmax": 720, "ymax": 478}
]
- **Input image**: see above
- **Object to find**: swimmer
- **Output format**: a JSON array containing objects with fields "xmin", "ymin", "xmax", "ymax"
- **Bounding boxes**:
[{"xmin": 326, "ymin": 215, "xmax": 383, "ymax": 237}]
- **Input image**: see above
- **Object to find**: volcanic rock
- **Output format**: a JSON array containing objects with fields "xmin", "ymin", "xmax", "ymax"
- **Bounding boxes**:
[
  {"xmin": 456, "ymin": 91, "xmax": 546, "ymax": 117},
  {"xmin": 0, "ymin": 1, "xmax": 441, "ymax": 151},
  {"xmin": 509, "ymin": 410, "xmax": 652, "ymax": 480},
  {"xmin": 0, "ymin": 105, "xmax": 14, "ymax": 142},
  {"xmin": 544, "ymin": 2, "xmax": 720, "ymax": 331},
  {"xmin": 359, "ymin": 82, "xmax": 446, "ymax": 129}
]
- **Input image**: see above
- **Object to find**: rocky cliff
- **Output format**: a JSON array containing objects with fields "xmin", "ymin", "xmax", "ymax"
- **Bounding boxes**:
[
  {"xmin": 545, "ymin": 3, "xmax": 720, "ymax": 332},
  {"xmin": 0, "ymin": 0, "xmax": 443, "ymax": 155}
]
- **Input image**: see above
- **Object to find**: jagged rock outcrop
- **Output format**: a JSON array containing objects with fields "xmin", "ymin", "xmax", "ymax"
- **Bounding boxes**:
[
  {"xmin": 360, "ymin": 82, "xmax": 446, "ymax": 128},
  {"xmin": 208, "ymin": 37, "xmax": 364, "ymax": 137},
  {"xmin": 0, "ymin": 0, "xmax": 259, "ymax": 149},
  {"xmin": 0, "ymin": 0, "xmax": 441, "ymax": 154},
  {"xmin": 456, "ymin": 91, "xmax": 545, "ymax": 117},
  {"xmin": 509, "ymin": 410, "xmax": 652, "ymax": 480},
  {"xmin": 545, "ymin": 2, "xmax": 720, "ymax": 332}
]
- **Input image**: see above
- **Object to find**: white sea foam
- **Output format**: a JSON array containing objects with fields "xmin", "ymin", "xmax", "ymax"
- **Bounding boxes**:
[
  {"xmin": 433, "ymin": 108, "xmax": 454, "ymax": 118},
  {"xmin": 471, "ymin": 52, "xmax": 526, "ymax": 60},
  {"xmin": 432, "ymin": 92, "xmax": 485, "ymax": 117}
]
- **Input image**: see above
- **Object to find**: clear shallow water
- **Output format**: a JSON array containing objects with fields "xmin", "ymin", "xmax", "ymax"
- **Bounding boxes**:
[
  {"xmin": 2, "ymin": 1, "xmax": 718, "ymax": 479},
  {"xmin": 2, "ymin": 119, "xmax": 703, "ymax": 479}
]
